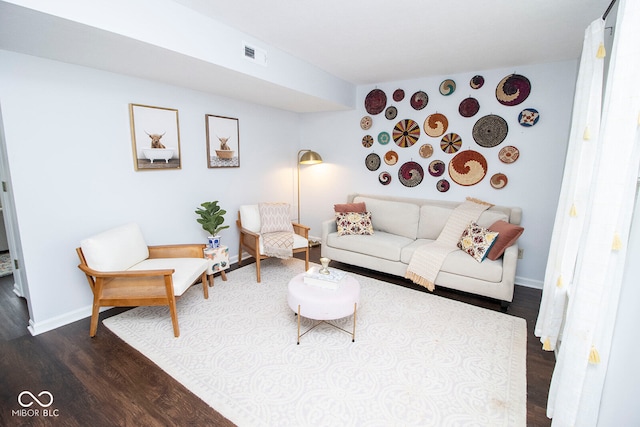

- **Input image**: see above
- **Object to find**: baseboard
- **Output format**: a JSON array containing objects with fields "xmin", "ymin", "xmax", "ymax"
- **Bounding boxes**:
[
  {"xmin": 515, "ymin": 276, "xmax": 543, "ymax": 289},
  {"xmin": 27, "ymin": 304, "xmax": 108, "ymax": 336}
]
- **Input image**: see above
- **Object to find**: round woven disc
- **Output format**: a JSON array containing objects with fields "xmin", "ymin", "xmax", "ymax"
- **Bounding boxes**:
[
  {"xmin": 448, "ymin": 150, "xmax": 488, "ymax": 186},
  {"xmin": 472, "ymin": 114, "xmax": 508, "ymax": 148},
  {"xmin": 496, "ymin": 74, "xmax": 531, "ymax": 106},
  {"xmin": 499, "ymin": 145, "xmax": 520, "ymax": 163},
  {"xmin": 378, "ymin": 171, "xmax": 392, "ymax": 185},
  {"xmin": 424, "ymin": 113, "xmax": 449, "ymax": 137},
  {"xmin": 392, "ymin": 119, "xmax": 421, "ymax": 147},
  {"xmin": 384, "ymin": 150, "xmax": 398, "ymax": 165},
  {"xmin": 410, "ymin": 91, "xmax": 429, "ymax": 110},
  {"xmin": 440, "ymin": 133, "xmax": 462, "ymax": 153},
  {"xmin": 365, "ymin": 89, "xmax": 387, "ymax": 114},
  {"xmin": 362, "ymin": 135, "xmax": 373, "ymax": 148},
  {"xmin": 398, "ymin": 161, "xmax": 424, "ymax": 187},
  {"xmin": 490, "ymin": 173, "xmax": 508, "ymax": 189},
  {"xmin": 428, "ymin": 160, "xmax": 445, "ymax": 177},
  {"xmin": 459, "ymin": 97, "xmax": 480, "ymax": 118},
  {"xmin": 365, "ymin": 153, "xmax": 381, "ymax": 171}
]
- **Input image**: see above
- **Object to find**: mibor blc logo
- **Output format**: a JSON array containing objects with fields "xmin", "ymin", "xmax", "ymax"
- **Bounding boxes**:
[{"xmin": 12, "ymin": 390, "xmax": 59, "ymax": 418}]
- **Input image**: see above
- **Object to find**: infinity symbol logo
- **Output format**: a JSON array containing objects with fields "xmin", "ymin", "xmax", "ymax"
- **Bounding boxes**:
[{"xmin": 18, "ymin": 391, "xmax": 54, "ymax": 408}]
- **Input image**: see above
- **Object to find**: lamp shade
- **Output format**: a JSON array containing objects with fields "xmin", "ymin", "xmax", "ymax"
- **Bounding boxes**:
[{"xmin": 299, "ymin": 150, "xmax": 323, "ymax": 165}]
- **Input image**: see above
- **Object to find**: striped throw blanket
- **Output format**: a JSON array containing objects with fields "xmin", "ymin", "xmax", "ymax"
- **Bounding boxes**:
[{"xmin": 405, "ymin": 198, "xmax": 493, "ymax": 291}]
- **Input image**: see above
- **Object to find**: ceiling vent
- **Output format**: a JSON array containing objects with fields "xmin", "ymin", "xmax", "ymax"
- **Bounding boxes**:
[{"xmin": 243, "ymin": 42, "xmax": 267, "ymax": 66}]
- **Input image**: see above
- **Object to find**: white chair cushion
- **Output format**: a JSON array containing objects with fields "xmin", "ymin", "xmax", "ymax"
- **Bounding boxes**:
[
  {"xmin": 80, "ymin": 223, "xmax": 149, "ymax": 271},
  {"xmin": 239, "ymin": 204, "xmax": 261, "ymax": 233},
  {"xmin": 259, "ymin": 233, "xmax": 308, "ymax": 255},
  {"xmin": 129, "ymin": 258, "xmax": 209, "ymax": 296}
]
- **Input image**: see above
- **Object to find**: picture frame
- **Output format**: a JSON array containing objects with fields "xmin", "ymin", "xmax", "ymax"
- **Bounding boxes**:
[
  {"xmin": 129, "ymin": 104, "xmax": 181, "ymax": 170},
  {"xmin": 206, "ymin": 114, "xmax": 240, "ymax": 168}
]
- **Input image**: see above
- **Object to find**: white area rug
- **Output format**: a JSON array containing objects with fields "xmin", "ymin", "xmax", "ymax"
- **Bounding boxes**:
[{"xmin": 104, "ymin": 258, "xmax": 526, "ymax": 426}]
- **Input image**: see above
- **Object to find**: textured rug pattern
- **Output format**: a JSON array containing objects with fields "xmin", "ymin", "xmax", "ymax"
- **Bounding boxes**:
[
  {"xmin": 104, "ymin": 258, "xmax": 526, "ymax": 426},
  {"xmin": 0, "ymin": 252, "xmax": 12, "ymax": 277}
]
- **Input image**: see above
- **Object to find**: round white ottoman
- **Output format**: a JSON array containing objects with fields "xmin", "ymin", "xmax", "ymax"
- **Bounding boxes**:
[{"xmin": 287, "ymin": 272, "xmax": 360, "ymax": 344}]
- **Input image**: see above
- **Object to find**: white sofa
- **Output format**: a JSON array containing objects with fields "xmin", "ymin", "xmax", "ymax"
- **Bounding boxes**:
[{"xmin": 321, "ymin": 194, "xmax": 522, "ymax": 307}]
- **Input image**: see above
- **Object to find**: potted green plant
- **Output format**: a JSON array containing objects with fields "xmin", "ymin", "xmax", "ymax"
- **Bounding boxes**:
[{"xmin": 195, "ymin": 201, "xmax": 229, "ymax": 248}]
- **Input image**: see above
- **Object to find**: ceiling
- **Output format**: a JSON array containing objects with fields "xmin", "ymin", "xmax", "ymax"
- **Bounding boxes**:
[
  {"xmin": 0, "ymin": 0, "xmax": 611, "ymax": 112},
  {"xmin": 172, "ymin": 0, "xmax": 610, "ymax": 85}
]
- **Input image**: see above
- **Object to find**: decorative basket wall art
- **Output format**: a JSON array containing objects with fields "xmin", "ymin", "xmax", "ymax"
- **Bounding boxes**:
[
  {"xmin": 410, "ymin": 91, "xmax": 429, "ymax": 110},
  {"xmin": 392, "ymin": 119, "xmax": 421, "ymax": 147},
  {"xmin": 365, "ymin": 89, "xmax": 387, "ymax": 115},
  {"xmin": 490, "ymin": 173, "xmax": 509, "ymax": 189},
  {"xmin": 398, "ymin": 161, "xmax": 424, "ymax": 187},
  {"xmin": 472, "ymin": 114, "xmax": 509, "ymax": 148},
  {"xmin": 448, "ymin": 150, "xmax": 488, "ymax": 186},
  {"xmin": 470, "ymin": 75, "xmax": 485, "ymax": 89},
  {"xmin": 496, "ymin": 74, "xmax": 531, "ymax": 106},
  {"xmin": 424, "ymin": 113, "xmax": 449, "ymax": 138},
  {"xmin": 518, "ymin": 108, "xmax": 540, "ymax": 126},
  {"xmin": 365, "ymin": 153, "xmax": 381, "ymax": 171},
  {"xmin": 439, "ymin": 79, "xmax": 456, "ymax": 96},
  {"xmin": 459, "ymin": 97, "xmax": 480, "ymax": 118},
  {"xmin": 379, "ymin": 171, "xmax": 392, "ymax": 185},
  {"xmin": 440, "ymin": 133, "xmax": 462, "ymax": 153}
]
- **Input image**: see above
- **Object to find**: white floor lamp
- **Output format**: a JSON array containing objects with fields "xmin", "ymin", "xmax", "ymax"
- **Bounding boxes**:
[{"xmin": 297, "ymin": 149, "xmax": 323, "ymax": 224}]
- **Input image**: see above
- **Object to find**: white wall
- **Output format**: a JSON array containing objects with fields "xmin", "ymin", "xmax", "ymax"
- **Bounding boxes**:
[
  {"xmin": 0, "ymin": 49, "xmax": 301, "ymax": 334},
  {"xmin": 299, "ymin": 60, "xmax": 579, "ymax": 287}
]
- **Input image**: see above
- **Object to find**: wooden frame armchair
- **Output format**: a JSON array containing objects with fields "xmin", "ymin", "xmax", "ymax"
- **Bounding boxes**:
[
  {"xmin": 76, "ymin": 223, "xmax": 210, "ymax": 338},
  {"xmin": 237, "ymin": 204, "xmax": 310, "ymax": 282}
]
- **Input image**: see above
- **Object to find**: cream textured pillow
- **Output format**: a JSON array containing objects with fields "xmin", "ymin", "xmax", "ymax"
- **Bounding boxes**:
[
  {"xmin": 259, "ymin": 203, "xmax": 293, "ymax": 233},
  {"xmin": 335, "ymin": 212, "xmax": 374, "ymax": 236},
  {"xmin": 457, "ymin": 222, "xmax": 499, "ymax": 262}
]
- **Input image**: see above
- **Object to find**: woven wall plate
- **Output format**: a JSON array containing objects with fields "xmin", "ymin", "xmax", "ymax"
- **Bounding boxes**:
[
  {"xmin": 398, "ymin": 161, "xmax": 424, "ymax": 187},
  {"xmin": 499, "ymin": 145, "xmax": 520, "ymax": 163},
  {"xmin": 459, "ymin": 97, "xmax": 480, "ymax": 118},
  {"xmin": 384, "ymin": 150, "xmax": 399, "ymax": 165},
  {"xmin": 436, "ymin": 179, "xmax": 450, "ymax": 192},
  {"xmin": 496, "ymin": 74, "xmax": 531, "ymax": 106},
  {"xmin": 385, "ymin": 106, "xmax": 398, "ymax": 120},
  {"xmin": 490, "ymin": 173, "xmax": 508, "ymax": 189},
  {"xmin": 440, "ymin": 133, "xmax": 462, "ymax": 153},
  {"xmin": 518, "ymin": 108, "xmax": 540, "ymax": 126},
  {"xmin": 419, "ymin": 144, "xmax": 434, "ymax": 158},
  {"xmin": 378, "ymin": 131, "xmax": 390, "ymax": 145},
  {"xmin": 365, "ymin": 89, "xmax": 387, "ymax": 115},
  {"xmin": 379, "ymin": 171, "xmax": 392, "ymax": 185},
  {"xmin": 472, "ymin": 114, "xmax": 508, "ymax": 148},
  {"xmin": 393, "ymin": 89, "xmax": 405, "ymax": 102},
  {"xmin": 365, "ymin": 153, "xmax": 381, "ymax": 171},
  {"xmin": 424, "ymin": 113, "xmax": 449, "ymax": 137},
  {"xmin": 449, "ymin": 150, "xmax": 488, "ymax": 186},
  {"xmin": 360, "ymin": 116, "xmax": 373, "ymax": 130},
  {"xmin": 362, "ymin": 135, "xmax": 374, "ymax": 148},
  {"xmin": 410, "ymin": 91, "xmax": 429, "ymax": 110},
  {"xmin": 439, "ymin": 79, "xmax": 456, "ymax": 96},
  {"xmin": 428, "ymin": 160, "xmax": 446, "ymax": 177},
  {"xmin": 392, "ymin": 119, "xmax": 421, "ymax": 147},
  {"xmin": 470, "ymin": 75, "xmax": 485, "ymax": 89}
]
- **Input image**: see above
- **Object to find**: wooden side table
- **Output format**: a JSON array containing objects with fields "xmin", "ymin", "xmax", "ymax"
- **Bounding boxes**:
[{"xmin": 204, "ymin": 245, "xmax": 229, "ymax": 287}]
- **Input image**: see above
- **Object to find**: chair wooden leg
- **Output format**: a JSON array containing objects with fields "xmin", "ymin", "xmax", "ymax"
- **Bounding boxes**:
[
  {"xmin": 89, "ymin": 299, "xmax": 100, "ymax": 337},
  {"xmin": 201, "ymin": 271, "xmax": 209, "ymax": 299},
  {"xmin": 304, "ymin": 248, "xmax": 309, "ymax": 271},
  {"xmin": 168, "ymin": 297, "xmax": 180, "ymax": 337},
  {"xmin": 238, "ymin": 239, "xmax": 243, "ymax": 266},
  {"xmin": 256, "ymin": 255, "xmax": 261, "ymax": 283}
]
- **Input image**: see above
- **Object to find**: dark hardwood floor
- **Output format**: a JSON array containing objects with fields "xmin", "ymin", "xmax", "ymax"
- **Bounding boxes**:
[{"xmin": 0, "ymin": 247, "xmax": 555, "ymax": 426}]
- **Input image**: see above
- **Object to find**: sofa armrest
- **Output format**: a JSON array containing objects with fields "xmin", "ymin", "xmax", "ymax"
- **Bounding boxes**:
[
  {"xmin": 500, "ymin": 244, "xmax": 519, "ymax": 302},
  {"xmin": 321, "ymin": 219, "xmax": 337, "ymax": 244}
]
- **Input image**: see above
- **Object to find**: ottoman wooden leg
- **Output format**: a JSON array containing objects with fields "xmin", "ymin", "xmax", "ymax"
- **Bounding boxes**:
[{"xmin": 297, "ymin": 304, "xmax": 301, "ymax": 345}]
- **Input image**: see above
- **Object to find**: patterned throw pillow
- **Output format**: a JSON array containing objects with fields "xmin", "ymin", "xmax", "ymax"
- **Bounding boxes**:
[
  {"xmin": 335, "ymin": 212, "xmax": 374, "ymax": 236},
  {"xmin": 259, "ymin": 203, "xmax": 293, "ymax": 233},
  {"xmin": 457, "ymin": 222, "xmax": 499, "ymax": 262}
]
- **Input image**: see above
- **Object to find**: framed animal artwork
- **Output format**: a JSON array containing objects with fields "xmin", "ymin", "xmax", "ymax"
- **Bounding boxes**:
[
  {"xmin": 129, "ymin": 104, "xmax": 181, "ymax": 170},
  {"xmin": 205, "ymin": 114, "xmax": 240, "ymax": 168}
]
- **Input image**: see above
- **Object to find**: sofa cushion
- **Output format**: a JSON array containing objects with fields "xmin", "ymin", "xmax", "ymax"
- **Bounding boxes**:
[
  {"xmin": 476, "ymin": 210, "xmax": 510, "ymax": 228},
  {"xmin": 80, "ymin": 223, "xmax": 149, "ymax": 272},
  {"xmin": 401, "ymin": 239, "xmax": 503, "ymax": 282},
  {"xmin": 334, "ymin": 202, "xmax": 366, "ymax": 213},
  {"xmin": 417, "ymin": 205, "xmax": 454, "ymax": 239},
  {"xmin": 486, "ymin": 220, "xmax": 524, "ymax": 260},
  {"xmin": 353, "ymin": 196, "xmax": 419, "ymax": 239},
  {"xmin": 336, "ymin": 211, "xmax": 374, "ymax": 236},
  {"xmin": 457, "ymin": 222, "xmax": 499, "ymax": 262},
  {"xmin": 327, "ymin": 230, "xmax": 413, "ymax": 262},
  {"xmin": 129, "ymin": 257, "xmax": 209, "ymax": 296}
]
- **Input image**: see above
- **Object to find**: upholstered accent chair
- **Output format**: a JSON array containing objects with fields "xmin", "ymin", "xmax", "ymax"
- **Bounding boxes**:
[
  {"xmin": 76, "ymin": 223, "xmax": 210, "ymax": 337},
  {"xmin": 237, "ymin": 204, "xmax": 310, "ymax": 282}
]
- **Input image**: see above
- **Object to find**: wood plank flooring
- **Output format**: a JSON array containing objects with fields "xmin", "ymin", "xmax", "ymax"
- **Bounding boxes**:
[{"xmin": 0, "ymin": 247, "xmax": 555, "ymax": 426}]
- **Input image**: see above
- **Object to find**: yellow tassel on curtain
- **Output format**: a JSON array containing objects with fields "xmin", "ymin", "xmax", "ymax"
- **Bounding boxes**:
[
  {"xmin": 556, "ymin": 275, "xmax": 563, "ymax": 288},
  {"xmin": 583, "ymin": 126, "xmax": 591, "ymax": 140},
  {"xmin": 596, "ymin": 42, "xmax": 606, "ymax": 59},
  {"xmin": 612, "ymin": 232, "xmax": 623, "ymax": 250},
  {"xmin": 589, "ymin": 346, "xmax": 601, "ymax": 364},
  {"xmin": 543, "ymin": 338, "xmax": 552, "ymax": 351},
  {"xmin": 569, "ymin": 204, "xmax": 578, "ymax": 217}
]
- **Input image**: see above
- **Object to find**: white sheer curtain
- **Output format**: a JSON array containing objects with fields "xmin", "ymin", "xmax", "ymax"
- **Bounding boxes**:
[{"xmin": 535, "ymin": 1, "xmax": 640, "ymax": 425}]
